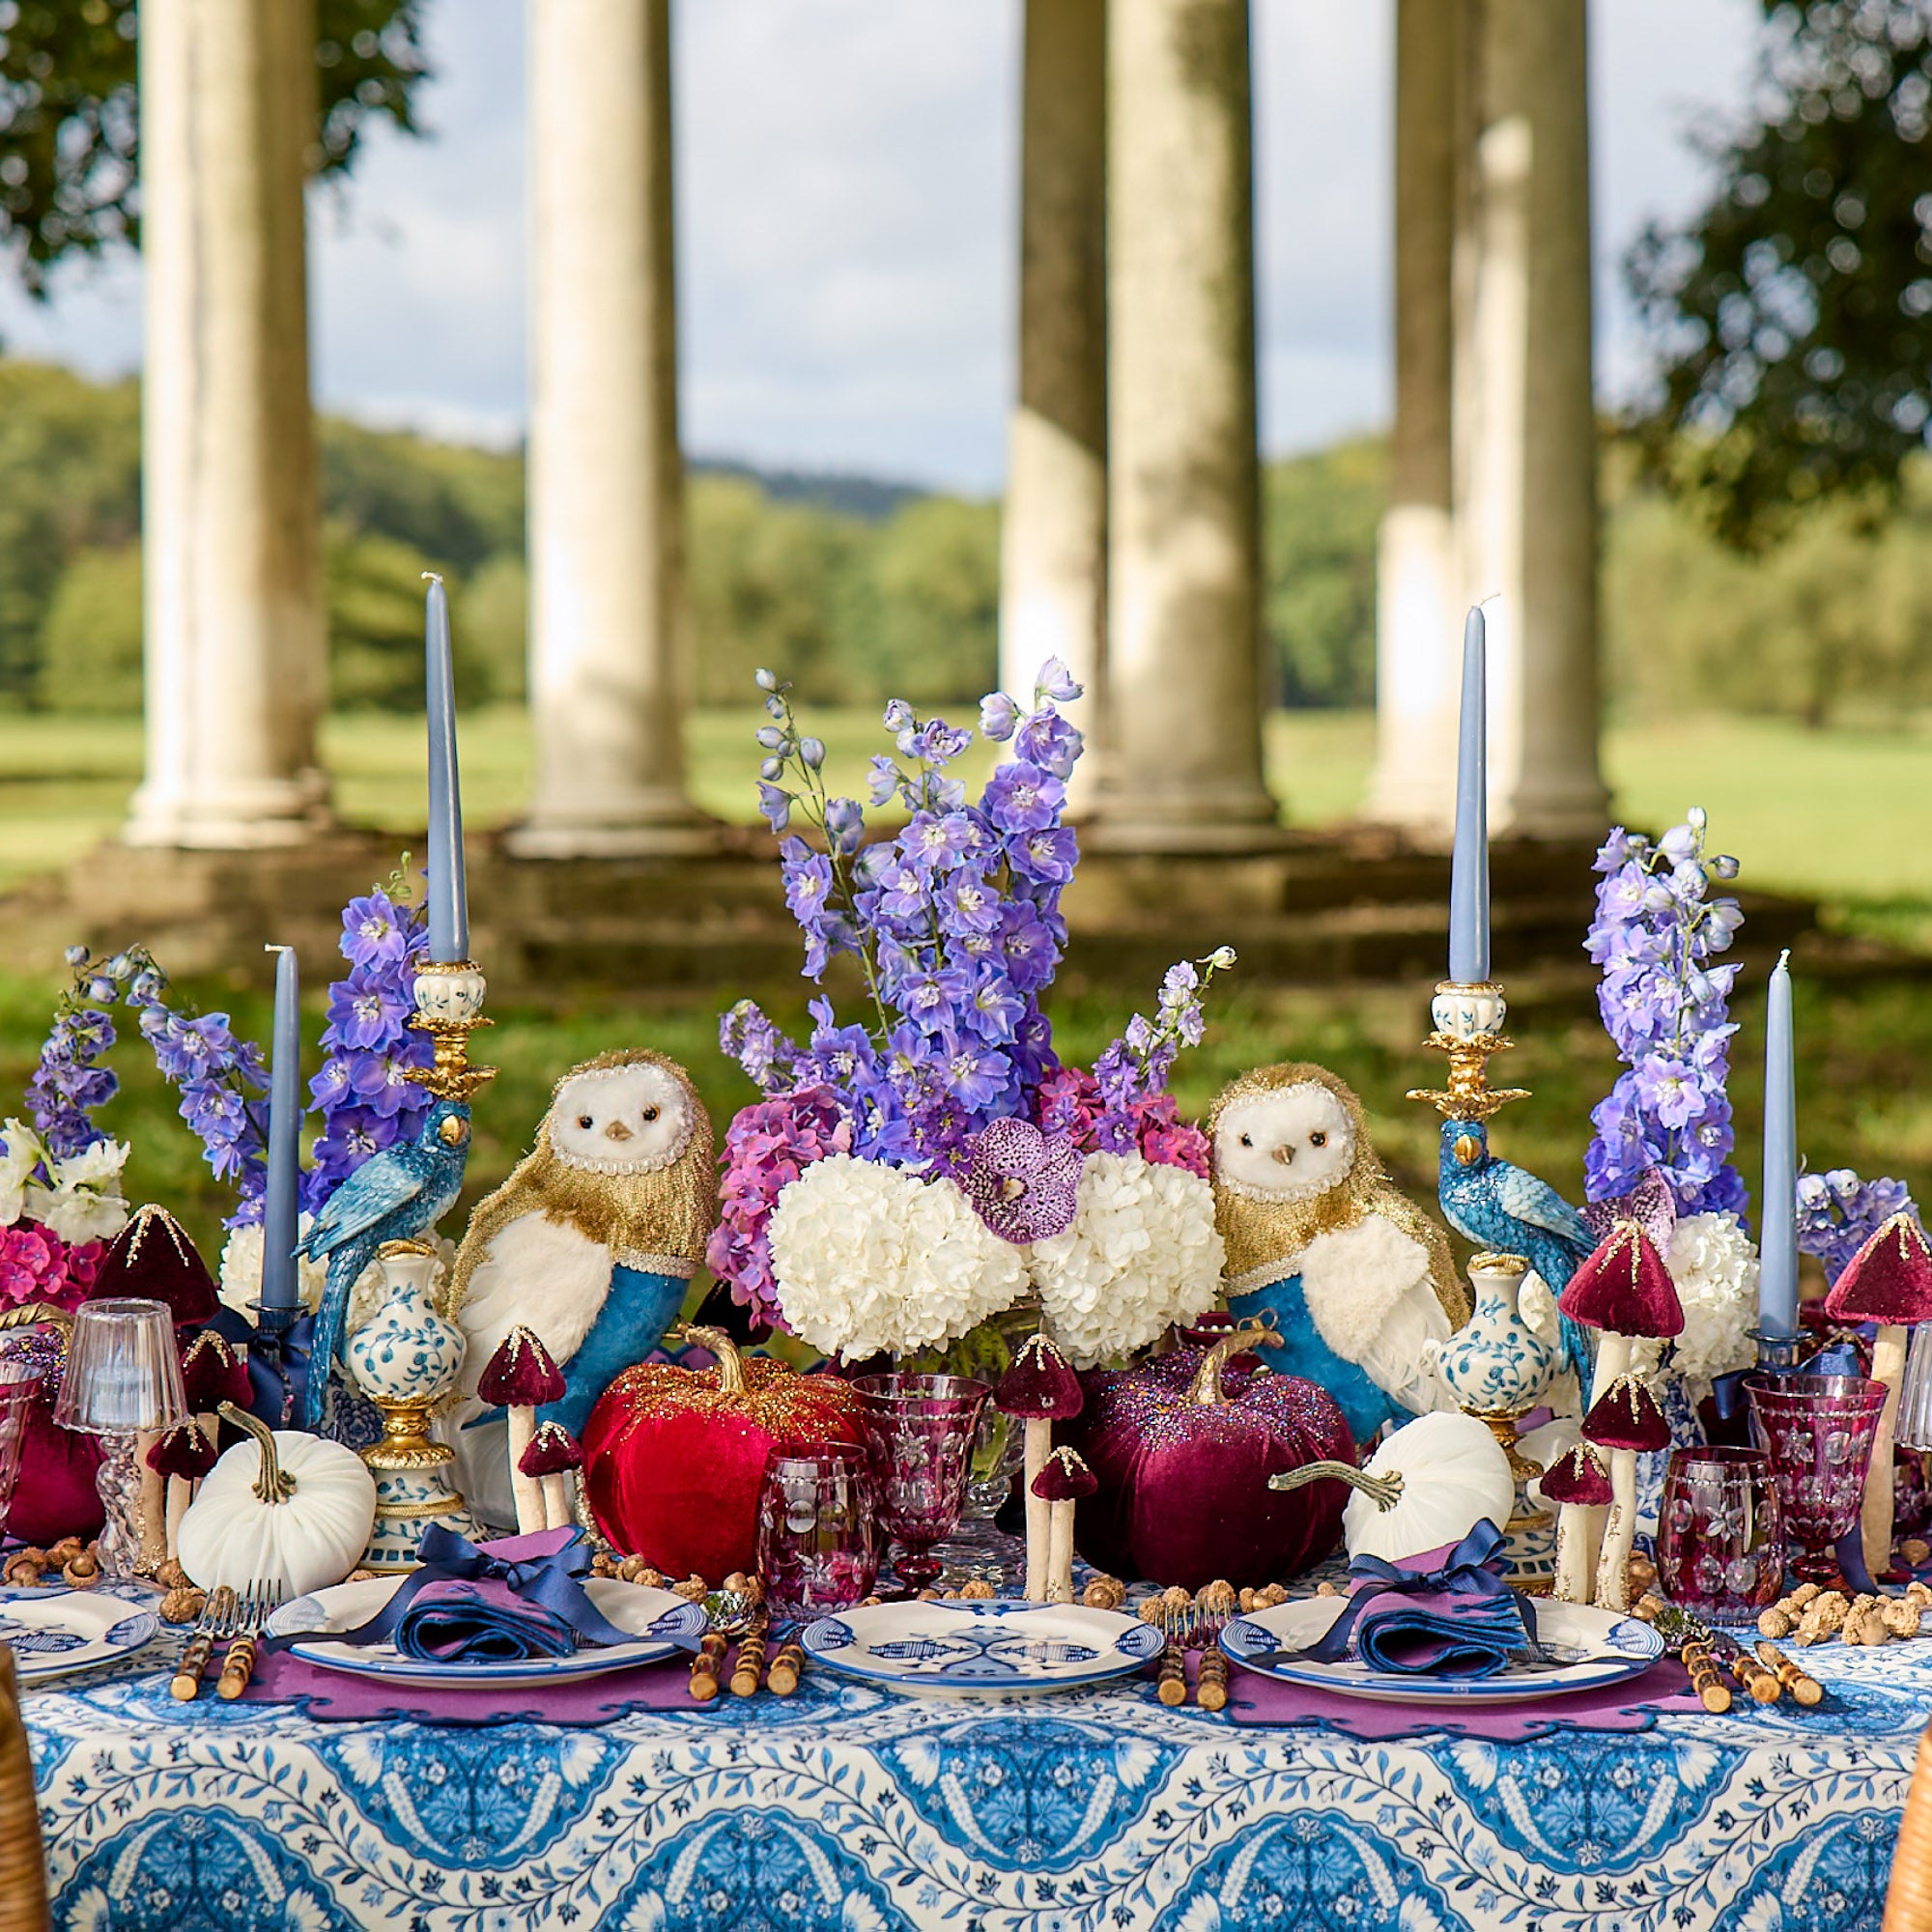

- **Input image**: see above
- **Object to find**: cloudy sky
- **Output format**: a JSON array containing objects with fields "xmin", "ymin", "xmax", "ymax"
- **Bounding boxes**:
[{"xmin": 0, "ymin": 0, "xmax": 1763, "ymax": 494}]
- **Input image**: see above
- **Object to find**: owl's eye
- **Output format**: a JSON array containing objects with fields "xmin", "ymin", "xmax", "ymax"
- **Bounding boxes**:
[
  {"xmin": 641, "ymin": 1105, "xmax": 660, "ymax": 1122},
  {"xmin": 1239, "ymin": 1134, "xmax": 1253, "ymax": 1149},
  {"xmin": 1311, "ymin": 1131, "xmax": 1327, "ymax": 1149},
  {"xmin": 578, "ymin": 1115, "xmax": 595, "ymax": 1130}
]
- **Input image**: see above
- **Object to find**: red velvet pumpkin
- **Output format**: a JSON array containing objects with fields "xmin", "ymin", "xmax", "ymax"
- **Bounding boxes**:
[
  {"xmin": 1064, "ymin": 1320, "xmax": 1356, "ymax": 1590},
  {"xmin": 6, "ymin": 1383, "xmax": 103, "ymax": 1544},
  {"xmin": 583, "ymin": 1326, "xmax": 865, "ymax": 1580}
]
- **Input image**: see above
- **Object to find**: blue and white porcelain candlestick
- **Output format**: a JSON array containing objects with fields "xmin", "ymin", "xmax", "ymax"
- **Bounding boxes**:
[
  {"xmin": 346, "ymin": 963, "xmax": 497, "ymax": 1566},
  {"xmin": 1433, "ymin": 1252, "xmax": 1562, "ymax": 1592},
  {"xmin": 349, "ymin": 1237, "xmax": 479, "ymax": 1569}
]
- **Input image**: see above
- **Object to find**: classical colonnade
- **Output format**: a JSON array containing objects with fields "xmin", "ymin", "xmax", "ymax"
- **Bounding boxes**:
[{"xmin": 124, "ymin": 0, "xmax": 1606, "ymax": 858}]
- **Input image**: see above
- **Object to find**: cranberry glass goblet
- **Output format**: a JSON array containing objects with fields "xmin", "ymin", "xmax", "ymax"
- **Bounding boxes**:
[
  {"xmin": 754, "ymin": 1446, "xmax": 879, "ymax": 1622},
  {"xmin": 852, "ymin": 1373, "xmax": 991, "ymax": 1599},
  {"xmin": 1746, "ymin": 1371, "xmax": 1889, "ymax": 1586},
  {"xmin": 1655, "ymin": 1445, "xmax": 1784, "ymax": 1617}
]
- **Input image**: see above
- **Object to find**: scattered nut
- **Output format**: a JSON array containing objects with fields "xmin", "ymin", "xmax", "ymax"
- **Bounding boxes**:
[
  {"xmin": 1758, "ymin": 1607, "xmax": 1794, "ymax": 1639},
  {"xmin": 1626, "ymin": 1553, "xmax": 1658, "ymax": 1596},
  {"xmin": 1198, "ymin": 1579, "xmax": 1237, "ymax": 1615},
  {"xmin": 159, "ymin": 1586, "xmax": 206, "ymax": 1625},
  {"xmin": 3, "ymin": 1555, "xmax": 43, "ymax": 1589},
  {"xmin": 346, "ymin": 1568, "xmax": 379, "ymax": 1584},
  {"xmin": 1885, "ymin": 1598, "xmax": 1922, "ymax": 1639},
  {"xmin": 47, "ymin": 1537, "xmax": 84, "ymax": 1566},
  {"xmin": 671, "ymin": 1575, "xmax": 708, "ymax": 1603},
  {"xmin": 1081, "ymin": 1577, "xmax": 1126, "ymax": 1609},
  {"xmin": 915, "ymin": 1588, "xmax": 939, "ymax": 1601},
  {"xmin": 62, "ymin": 1550, "xmax": 101, "ymax": 1589},
  {"xmin": 1258, "ymin": 1582, "xmax": 1289, "ymax": 1608},
  {"xmin": 589, "ymin": 1552, "xmax": 618, "ymax": 1577},
  {"xmin": 1316, "ymin": 1581, "xmax": 1342, "ymax": 1598},
  {"xmin": 960, "ymin": 1579, "xmax": 997, "ymax": 1600},
  {"xmin": 156, "ymin": 1558, "xmax": 189, "ymax": 1590},
  {"xmin": 1903, "ymin": 1539, "xmax": 1931, "ymax": 1568}
]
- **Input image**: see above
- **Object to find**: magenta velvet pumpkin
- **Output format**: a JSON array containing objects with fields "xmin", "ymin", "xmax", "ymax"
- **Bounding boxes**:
[
  {"xmin": 7, "ymin": 1383, "xmax": 103, "ymax": 1544},
  {"xmin": 1065, "ymin": 1327, "xmax": 1355, "ymax": 1590}
]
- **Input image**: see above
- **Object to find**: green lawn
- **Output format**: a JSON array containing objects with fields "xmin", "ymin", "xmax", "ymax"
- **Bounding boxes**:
[{"xmin": 3, "ymin": 702, "xmax": 1931, "ymax": 1278}]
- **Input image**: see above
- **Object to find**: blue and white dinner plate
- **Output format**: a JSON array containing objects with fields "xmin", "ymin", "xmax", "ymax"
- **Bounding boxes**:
[
  {"xmin": 801, "ymin": 1600, "xmax": 1164, "ymax": 1698},
  {"xmin": 266, "ymin": 1575, "xmax": 708, "ymax": 1690},
  {"xmin": 1221, "ymin": 1594, "xmax": 1665, "ymax": 1706},
  {"xmin": 0, "ymin": 1586, "xmax": 159, "ymax": 1684}
]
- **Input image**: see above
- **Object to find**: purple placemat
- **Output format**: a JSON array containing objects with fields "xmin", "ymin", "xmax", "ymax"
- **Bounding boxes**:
[
  {"xmin": 228, "ymin": 1642, "xmax": 710, "ymax": 1726},
  {"xmin": 1219, "ymin": 1656, "xmax": 1713, "ymax": 1742}
]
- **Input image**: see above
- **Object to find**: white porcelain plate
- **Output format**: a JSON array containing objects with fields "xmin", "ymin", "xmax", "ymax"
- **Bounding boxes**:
[
  {"xmin": 1221, "ymin": 1595, "xmax": 1664, "ymax": 1705},
  {"xmin": 0, "ymin": 1587, "xmax": 159, "ymax": 1684},
  {"xmin": 267, "ymin": 1575, "xmax": 708, "ymax": 1690},
  {"xmin": 801, "ymin": 1600, "xmax": 1164, "ymax": 1698}
]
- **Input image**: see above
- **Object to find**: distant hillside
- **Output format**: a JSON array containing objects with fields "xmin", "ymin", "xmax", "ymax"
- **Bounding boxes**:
[{"xmin": 691, "ymin": 458, "xmax": 927, "ymax": 522}]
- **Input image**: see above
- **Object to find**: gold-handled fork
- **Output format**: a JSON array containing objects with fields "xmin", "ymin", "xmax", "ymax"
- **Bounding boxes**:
[
  {"xmin": 170, "ymin": 1585, "xmax": 239, "ymax": 1702},
  {"xmin": 216, "ymin": 1580, "xmax": 283, "ymax": 1700}
]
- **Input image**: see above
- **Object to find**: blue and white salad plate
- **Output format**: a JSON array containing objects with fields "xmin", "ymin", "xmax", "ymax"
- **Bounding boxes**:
[
  {"xmin": 802, "ymin": 1600, "xmax": 1164, "ymax": 1698},
  {"xmin": 1221, "ymin": 1595, "xmax": 1665, "ymax": 1705},
  {"xmin": 0, "ymin": 1586, "xmax": 159, "ymax": 1684},
  {"xmin": 266, "ymin": 1575, "xmax": 708, "ymax": 1690}
]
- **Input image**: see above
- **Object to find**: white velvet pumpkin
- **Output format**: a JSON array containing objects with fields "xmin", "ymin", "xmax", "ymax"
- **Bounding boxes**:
[
  {"xmin": 178, "ymin": 1408, "xmax": 378, "ymax": 1597},
  {"xmin": 1341, "ymin": 1411, "xmax": 1517, "ymax": 1564}
]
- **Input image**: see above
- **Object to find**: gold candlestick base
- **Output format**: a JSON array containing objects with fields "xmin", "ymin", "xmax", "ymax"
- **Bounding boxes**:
[
  {"xmin": 1407, "ymin": 980, "xmax": 1530, "ymax": 1122},
  {"xmin": 410, "ymin": 959, "xmax": 497, "ymax": 1102}
]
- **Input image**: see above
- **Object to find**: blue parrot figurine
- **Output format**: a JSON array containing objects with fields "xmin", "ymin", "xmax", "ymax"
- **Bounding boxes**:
[
  {"xmin": 298, "ymin": 1095, "xmax": 473, "ymax": 1428},
  {"xmin": 1436, "ymin": 1116, "xmax": 1593, "ymax": 1382}
]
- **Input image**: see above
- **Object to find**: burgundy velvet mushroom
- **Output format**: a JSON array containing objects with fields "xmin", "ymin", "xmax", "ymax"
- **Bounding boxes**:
[
  {"xmin": 148, "ymin": 1421, "xmax": 220, "ymax": 1562},
  {"xmin": 1581, "ymin": 1375, "xmax": 1670, "ymax": 1610},
  {"xmin": 996, "ymin": 1330, "xmax": 1086, "ymax": 1601},
  {"xmin": 89, "ymin": 1204, "xmax": 220, "ymax": 1331},
  {"xmin": 1030, "ymin": 1445, "xmax": 1098, "ymax": 1604},
  {"xmin": 181, "ymin": 1331, "xmax": 252, "ymax": 1442},
  {"xmin": 1559, "ymin": 1219, "xmax": 1686, "ymax": 1399},
  {"xmin": 1540, "ymin": 1441, "xmax": 1613, "ymax": 1605},
  {"xmin": 519, "ymin": 1418, "xmax": 584, "ymax": 1532},
  {"xmin": 1824, "ymin": 1212, "xmax": 1932, "ymax": 1577},
  {"xmin": 480, "ymin": 1325, "xmax": 569, "ymax": 1534}
]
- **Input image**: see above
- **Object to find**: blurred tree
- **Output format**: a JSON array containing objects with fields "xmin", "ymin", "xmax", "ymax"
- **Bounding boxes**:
[
  {"xmin": 1627, "ymin": 0, "xmax": 1932, "ymax": 548},
  {"xmin": 455, "ymin": 552, "xmax": 526, "ymax": 706},
  {"xmin": 321, "ymin": 419, "xmax": 524, "ymax": 576},
  {"xmin": 0, "ymin": 0, "xmax": 429, "ymax": 297},
  {"xmin": 0, "ymin": 359, "xmax": 137, "ymax": 699},
  {"xmin": 326, "ymin": 522, "xmax": 494, "ymax": 711},
  {"xmin": 1262, "ymin": 439, "xmax": 1383, "ymax": 707},
  {"xmin": 860, "ymin": 497, "xmax": 1001, "ymax": 704},
  {"xmin": 38, "ymin": 540, "xmax": 139, "ymax": 710}
]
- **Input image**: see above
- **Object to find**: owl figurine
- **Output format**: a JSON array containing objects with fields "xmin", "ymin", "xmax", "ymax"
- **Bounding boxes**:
[
  {"xmin": 1209, "ymin": 1064, "xmax": 1468, "ymax": 1444},
  {"xmin": 448, "ymin": 1049, "xmax": 716, "ymax": 1529}
]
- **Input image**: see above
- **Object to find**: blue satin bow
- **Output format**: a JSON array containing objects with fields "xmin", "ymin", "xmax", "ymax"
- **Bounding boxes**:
[
  {"xmin": 1293, "ymin": 1519, "xmax": 1535, "ymax": 1665},
  {"xmin": 332, "ymin": 1525, "xmax": 635, "ymax": 1652}
]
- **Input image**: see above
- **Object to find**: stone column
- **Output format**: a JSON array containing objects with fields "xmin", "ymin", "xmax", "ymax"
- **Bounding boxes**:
[
  {"xmin": 999, "ymin": 0, "xmax": 1107, "ymax": 806},
  {"xmin": 1366, "ymin": 0, "xmax": 1461, "ymax": 833},
  {"xmin": 512, "ymin": 0, "xmax": 710, "ymax": 858},
  {"xmin": 1455, "ymin": 0, "xmax": 1607, "ymax": 837},
  {"xmin": 1091, "ymin": 0, "xmax": 1279, "ymax": 851},
  {"xmin": 127, "ymin": 0, "xmax": 327, "ymax": 848}
]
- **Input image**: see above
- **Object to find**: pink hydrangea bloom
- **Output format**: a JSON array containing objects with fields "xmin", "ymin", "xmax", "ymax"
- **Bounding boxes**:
[
  {"xmin": 1130, "ymin": 1094, "xmax": 1212, "ymax": 1179},
  {"xmin": 708, "ymin": 1086, "xmax": 853, "ymax": 1329},
  {"xmin": 1035, "ymin": 1066, "xmax": 1104, "ymax": 1147},
  {"xmin": 0, "ymin": 1220, "xmax": 76, "ymax": 1310}
]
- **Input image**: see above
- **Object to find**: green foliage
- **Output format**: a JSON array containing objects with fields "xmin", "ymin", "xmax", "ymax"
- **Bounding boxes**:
[
  {"xmin": 859, "ymin": 496, "xmax": 1001, "ymax": 703},
  {"xmin": 1627, "ymin": 1, "xmax": 1932, "ymax": 547},
  {"xmin": 455, "ymin": 553, "xmax": 526, "ymax": 708},
  {"xmin": 320, "ymin": 418, "xmax": 523, "ymax": 576},
  {"xmin": 0, "ymin": 0, "xmax": 430, "ymax": 297},
  {"xmin": 38, "ymin": 540, "xmax": 138, "ymax": 711},
  {"xmin": 0, "ymin": 359, "xmax": 137, "ymax": 700},
  {"xmin": 1262, "ymin": 439, "xmax": 1383, "ymax": 707},
  {"xmin": 1605, "ymin": 450, "xmax": 1932, "ymax": 725}
]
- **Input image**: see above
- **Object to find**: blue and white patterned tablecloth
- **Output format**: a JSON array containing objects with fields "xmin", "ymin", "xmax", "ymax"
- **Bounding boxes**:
[{"xmin": 19, "ymin": 1610, "xmax": 1927, "ymax": 1932}]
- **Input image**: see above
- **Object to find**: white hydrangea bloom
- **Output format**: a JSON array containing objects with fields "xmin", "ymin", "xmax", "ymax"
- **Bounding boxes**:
[
  {"xmin": 1029, "ymin": 1151, "xmax": 1224, "ymax": 1366},
  {"xmin": 768, "ymin": 1153, "xmax": 1028, "ymax": 1360},
  {"xmin": 1664, "ymin": 1208, "xmax": 1760, "ymax": 1392}
]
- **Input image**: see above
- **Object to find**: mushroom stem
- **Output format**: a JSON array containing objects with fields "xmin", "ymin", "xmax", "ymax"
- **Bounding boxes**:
[
  {"xmin": 506, "ymin": 1404, "xmax": 545, "ymax": 1535},
  {"xmin": 1589, "ymin": 1332, "xmax": 1632, "ymax": 1407},
  {"xmin": 1862, "ymin": 1321, "xmax": 1908, "ymax": 1578},
  {"xmin": 1044, "ymin": 1498, "xmax": 1074, "ymax": 1604},
  {"xmin": 1552, "ymin": 1501, "xmax": 1604, "ymax": 1604},
  {"xmin": 164, "ymin": 1475, "xmax": 193, "ymax": 1561},
  {"xmin": 541, "ymin": 1470, "xmax": 572, "ymax": 1532},
  {"xmin": 1023, "ymin": 1417, "xmax": 1050, "ymax": 1601},
  {"xmin": 134, "ymin": 1429, "xmax": 167, "ymax": 1574},
  {"xmin": 1594, "ymin": 1450, "xmax": 1637, "ymax": 1610}
]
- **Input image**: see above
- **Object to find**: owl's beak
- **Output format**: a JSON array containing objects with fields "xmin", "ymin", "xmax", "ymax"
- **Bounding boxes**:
[
  {"xmin": 1270, "ymin": 1145, "xmax": 1295, "ymax": 1167},
  {"xmin": 605, "ymin": 1122, "xmax": 635, "ymax": 1143},
  {"xmin": 1453, "ymin": 1134, "xmax": 1481, "ymax": 1167}
]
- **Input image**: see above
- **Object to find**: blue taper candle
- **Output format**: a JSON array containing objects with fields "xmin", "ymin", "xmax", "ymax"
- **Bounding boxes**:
[
  {"xmin": 259, "ymin": 944, "xmax": 301, "ymax": 1312},
  {"xmin": 1758, "ymin": 949, "xmax": 1799, "ymax": 1338},
  {"xmin": 1447, "ymin": 606, "xmax": 1490, "ymax": 983},
  {"xmin": 423, "ymin": 574, "xmax": 469, "ymax": 963}
]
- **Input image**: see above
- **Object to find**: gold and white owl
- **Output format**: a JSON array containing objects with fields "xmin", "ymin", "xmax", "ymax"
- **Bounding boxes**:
[
  {"xmin": 1209, "ymin": 1063, "xmax": 1467, "ymax": 1443},
  {"xmin": 447, "ymin": 1048, "xmax": 716, "ymax": 1527}
]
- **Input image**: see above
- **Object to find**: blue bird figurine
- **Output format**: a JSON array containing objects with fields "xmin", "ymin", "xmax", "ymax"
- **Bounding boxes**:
[
  {"xmin": 1436, "ymin": 1116, "xmax": 1594, "ymax": 1381},
  {"xmin": 298, "ymin": 1095, "xmax": 473, "ymax": 1428}
]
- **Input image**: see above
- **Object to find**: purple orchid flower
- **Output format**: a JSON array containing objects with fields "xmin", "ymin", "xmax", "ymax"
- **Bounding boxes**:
[{"xmin": 965, "ymin": 1118, "xmax": 1083, "ymax": 1245}]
